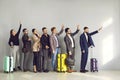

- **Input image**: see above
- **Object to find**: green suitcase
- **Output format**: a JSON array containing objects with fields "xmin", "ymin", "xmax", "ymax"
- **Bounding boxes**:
[{"xmin": 4, "ymin": 56, "xmax": 13, "ymax": 73}]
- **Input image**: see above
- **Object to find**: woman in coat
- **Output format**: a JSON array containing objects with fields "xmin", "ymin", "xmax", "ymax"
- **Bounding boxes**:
[{"xmin": 32, "ymin": 28, "xmax": 41, "ymax": 73}]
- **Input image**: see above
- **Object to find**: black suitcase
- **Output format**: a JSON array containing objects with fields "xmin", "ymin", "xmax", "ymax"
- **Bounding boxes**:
[
  {"xmin": 90, "ymin": 58, "xmax": 98, "ymax": 72},
  {"xmin": 90, "ymin": 47, "xmax": 98, "ymax": 72}
]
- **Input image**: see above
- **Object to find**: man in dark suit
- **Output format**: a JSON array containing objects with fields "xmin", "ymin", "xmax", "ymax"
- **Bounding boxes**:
[
  {"xmin": 64, "ymin": 25, "xmax": 80, "ymax": 73},
  {"xmin": 80, "ymin": 26, "xmax": 102, "ymax": 73},
  {"xmin": 22, "ymin": 28, "xmax": 32, "ymax": 72}
]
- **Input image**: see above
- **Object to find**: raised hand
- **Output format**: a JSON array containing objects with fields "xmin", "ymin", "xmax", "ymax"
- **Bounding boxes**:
[
  {"xmin": 98, "ymin": 27, "xmax": 103, "ymax": 31},
  {"xmin": 77, "ymin": 25, "xmax": 80, "ymax": 30},
  {"xmin": 61, "ymin": 24, "xmax": 64, "ymax": 29}
]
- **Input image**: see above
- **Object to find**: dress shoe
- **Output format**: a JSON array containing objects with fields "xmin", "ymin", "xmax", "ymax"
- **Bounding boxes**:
[
  {"xmin": 13, "ymin": 68, "xmax": 17, "ymax": 72},
  {"xmin": 85, "ymin": 70, "xmax": 89, "ymax": 72},
  {"xmin": 67, "ymin": 70, "xmax": 72, "ymax": 73},
  {"xmin": 80, "ymin": 70, "xmax": 86, "ymax": 73},
  {"xmin": 17, "ymin": 66, "xmax": 22, "ymax": 70},
  {"xmin": 71, "ymin": 70, "xmax": 77, "ymax": 72},
  {"xmin": 38, "ymin": 70, "xmax": 43, "ymax": 72},
  {"xmin": 23, "ymin": 70, "xmax": 27, "ymax": 72},
  {"xmin": 43, "ymin": 70, "xmax": 49, "ymax": 73}
]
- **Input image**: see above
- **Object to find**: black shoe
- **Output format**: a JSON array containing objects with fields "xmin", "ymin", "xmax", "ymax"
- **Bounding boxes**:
[
  {"xmin": 23, "ymin": 69, "xmax": 27, "ymax": 72},
  {"xmin": 17, "ymin": 66, "xmax": 22, "ymax": 70},
  {"xmin": 80, "ymin": 70, "xmax": 86, "ymax": 73},
  {"xmin": 53, "ymin": 69, "xmax": 57, "ymax": 72},
  {"xmin": 38, "ymin": 70, "xmax": 43, "ymax": 72},
  {"xmin": 13, "ymin": 68, "xmax": 17, "ymax": 72},
  {"xmin": 85, "ymin": 70, "xmax": 89, "ymax": 72},
  {"xmin": 44, "ymin": 70, "xmax": 49, "ymax": 73}
]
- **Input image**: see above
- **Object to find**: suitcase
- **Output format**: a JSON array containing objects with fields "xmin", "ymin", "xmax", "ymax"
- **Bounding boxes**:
[
  {"xmin": 90, "ymin": 58, "xmax": 98, "ymax": 72},
  {"xmin": 57, "ymin": 53, "xmax": 67, "ymax": 72},
  {"xmin": 4, "ymin": 56, "xmax": 13, "ymax": 73},
  {"xmin": 90, "ymin": 47, "xmax": 98, "ymax": 72}
]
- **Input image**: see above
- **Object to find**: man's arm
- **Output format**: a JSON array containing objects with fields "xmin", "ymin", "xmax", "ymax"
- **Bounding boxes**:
[
  {"xmin": 89, "ymin": 27, "xmax": 102, "ymax": 36},
  {"xmin": 71, "ymin": 25, "xmax": 80, "ymax": 36},
  {"xmin": 57, "ymin": 24, "xmax": 64, "ymax": 36},
  {"xmin": 89, "ymin": 30, "xmax": 98, "ymax": 36},
  {"xmin": 50, "ymin": 36, "xmax": 54, "ymax": 53}
]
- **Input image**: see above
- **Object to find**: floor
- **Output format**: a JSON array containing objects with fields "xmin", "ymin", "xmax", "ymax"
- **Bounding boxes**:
[{"xmin": 0, "ymin": 71, "xmax": 120, "ymax": 80}]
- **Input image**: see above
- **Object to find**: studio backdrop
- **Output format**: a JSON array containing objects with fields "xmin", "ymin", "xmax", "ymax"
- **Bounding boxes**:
[{"xmin": 0, "ymin": 0, "xmax": 120, "ymax": 71}]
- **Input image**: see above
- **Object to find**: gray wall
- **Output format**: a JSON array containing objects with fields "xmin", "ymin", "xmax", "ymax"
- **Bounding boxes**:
[{"xmin": 0, "ymin": 0, "xmax": 120, "ymax": 71}]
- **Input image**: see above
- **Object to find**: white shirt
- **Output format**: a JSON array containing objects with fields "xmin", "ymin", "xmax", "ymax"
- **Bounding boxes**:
[
  {"xmin": 84, "ymin": 33, "xmax": 88, "ymax": 42},
  {"xmin": 68, "ymin": 35, "xmax": 74, "ymax": 48}
]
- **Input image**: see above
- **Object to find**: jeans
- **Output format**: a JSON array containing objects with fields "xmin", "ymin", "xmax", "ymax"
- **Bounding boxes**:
[{"xmin": 52, "ymin": 48, "xmax": 59, "ymax": 70}]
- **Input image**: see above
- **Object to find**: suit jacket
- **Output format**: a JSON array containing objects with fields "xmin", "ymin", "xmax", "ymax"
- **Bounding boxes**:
[
  {"xmin": 64, "ymin": 29, "xmax": 79, "ymax": 52},
  {"xmin": 50, "ymin": 28, "xmax": 64, "ymax": 52},
  {"xmin": 80, "ymin": 30, "xmax": 98, "ymax": 51},
  {"xmin": 22, "ymin": 34, "xmax": 31, "ymax": 53}
]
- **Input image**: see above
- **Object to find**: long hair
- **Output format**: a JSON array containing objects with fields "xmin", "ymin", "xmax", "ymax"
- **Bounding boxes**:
[{"xmin": 10, "ymin": 29, "xmax": 14, "ymax": 37}]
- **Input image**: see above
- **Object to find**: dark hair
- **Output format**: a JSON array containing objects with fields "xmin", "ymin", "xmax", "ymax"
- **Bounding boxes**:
[
  {"xmin": 65, "ymin": 28, "xmax": 70, "ymax": 33},
  {"xmin": 42, "ymin": 27, "xmax": 47, "ymax": 31},
  {"xmin": 10, "ymin": 29, "xmax": 13, "ymax": 35},
  {"xmin": 51, "ymin": 27, "xmax": 56, "ymax": 32},
  {"xmin": 23, "ymin": 28, "xmax": 27, "ymax": 32},
  {"xmin": 84, "ymin": 27, "xmax": 89, "ymax": 30},
  {"xmin": 32, "ymin": 28, "xmax": 36, "ymax": 33}
]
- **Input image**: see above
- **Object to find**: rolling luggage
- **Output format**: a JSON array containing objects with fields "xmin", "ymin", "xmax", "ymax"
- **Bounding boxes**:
[
  {"xmin": 4, "ymin": 56, "xmax": 13, "ymax": 73},
  {"xmin": 4, "ymin": 44, "xmax": 14, "ymax": 73},
  {"xmin": 57, "ymin": 53, "xmax": 67, "ymax": 72},
  {"xmin": 90, "ymin": 58, "xmax": 98, "ymax": 72},
  {"xmin": 90, "ymin": 47, "xmax": 98, "ymax": 72}
]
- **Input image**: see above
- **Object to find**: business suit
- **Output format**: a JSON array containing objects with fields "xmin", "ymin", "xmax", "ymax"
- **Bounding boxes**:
[
  {"xmin": 64, "ymin": 29, "xmax": 79, "ymax": 68},
  {"xmin": 50, "ymin": 28, "xmax": 64, "ymax": 70},
  {"xmin": 80, "ymin": 30, "xmax": 98, "ymax": 71},
  {"xmin": 22, "ymin": 34, "xmax": 32, "ymax": 71}
]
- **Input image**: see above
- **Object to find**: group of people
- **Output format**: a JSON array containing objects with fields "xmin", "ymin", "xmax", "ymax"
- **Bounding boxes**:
[{"xmin": 8, "ymin": 21, "xmax": 102, "ymax": 73}]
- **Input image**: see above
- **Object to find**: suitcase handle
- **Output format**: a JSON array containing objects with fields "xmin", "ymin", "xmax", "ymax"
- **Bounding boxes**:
[{"xmin": 90, "ymin": 47, "xmax": 94, "ymax": 58}]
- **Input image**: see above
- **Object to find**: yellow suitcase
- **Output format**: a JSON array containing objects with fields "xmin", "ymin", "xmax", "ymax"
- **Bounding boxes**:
[{"xmin": 57, "ymin": 53, "xmax": 67, "ymax": 72}]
